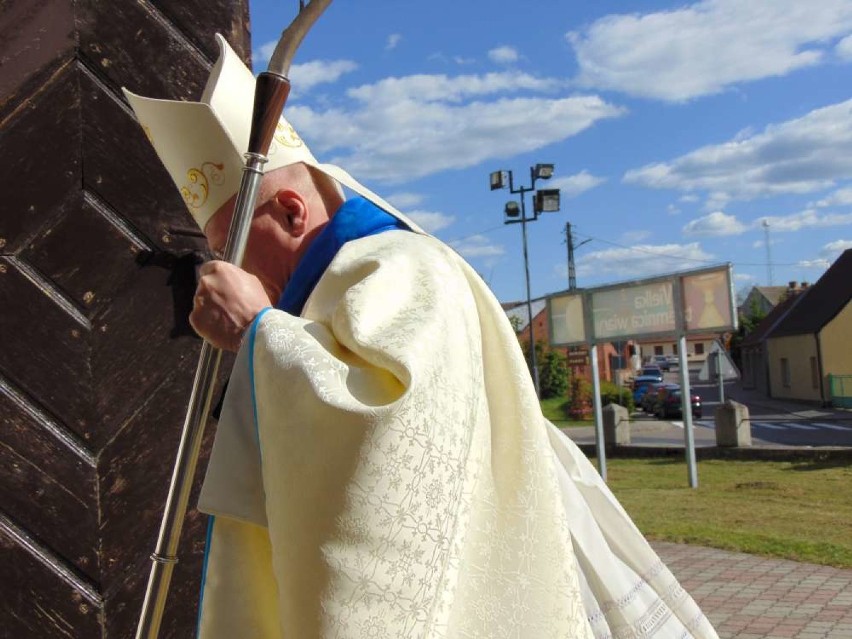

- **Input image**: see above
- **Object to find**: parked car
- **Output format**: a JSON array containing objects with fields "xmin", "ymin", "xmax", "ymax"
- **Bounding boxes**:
[
  {"xmin": 641, "ymin": 382, "xmax": 675, "ymax": 413},
  {"xmin": 640, "ymin": 365, "xmax": 663, "ymax": 382},
  {"xmin": 632, "ymin": 375, "xmax": 664, "ymax": 406},
  {"xmin": 654, "ymin": 387, "xmax": 702, "ymax": 419},
  {"xmin": 665, "ymin": 355, "xmax": 679, "ymax": 369},
  {"xmin": 651, "ymin": 355, "xmax": 671, "ymax": 371}
]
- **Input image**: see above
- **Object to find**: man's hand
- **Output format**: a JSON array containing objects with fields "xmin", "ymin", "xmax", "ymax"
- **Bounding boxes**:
[{"xmin": 189, "ymin": 261, "xmax": 273, "ymax": 352}]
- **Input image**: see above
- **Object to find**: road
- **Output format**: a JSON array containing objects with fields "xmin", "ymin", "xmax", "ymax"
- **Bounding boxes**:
[{"xmin": 588, "ymin": 367, "xmax": 852, "ymax": 449}]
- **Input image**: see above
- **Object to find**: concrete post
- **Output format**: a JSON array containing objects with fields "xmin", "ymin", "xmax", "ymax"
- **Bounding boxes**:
[
  {"xmin": 602, "ymin": 403, "xmax": 631, "ymax": 447},
  {"xmin": 714, "ymin": 400, "xmax": 752, "ymax": 447}
]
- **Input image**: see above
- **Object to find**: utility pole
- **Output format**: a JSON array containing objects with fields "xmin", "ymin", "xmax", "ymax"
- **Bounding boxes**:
[{"xmin": 564, "ymin": 222, "xmax": 591, "ymax": 291}]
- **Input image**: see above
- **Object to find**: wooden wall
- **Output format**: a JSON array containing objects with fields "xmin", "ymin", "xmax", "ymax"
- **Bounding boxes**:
[{"xmin": 0, "ymin": 2, "xmax": 249, "ymax": 637}]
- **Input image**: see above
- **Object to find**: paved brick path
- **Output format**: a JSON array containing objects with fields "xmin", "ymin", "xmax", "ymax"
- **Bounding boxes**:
[{"xmin": 653, "ymin": 542, "xmax": 852, "ymax": 639}]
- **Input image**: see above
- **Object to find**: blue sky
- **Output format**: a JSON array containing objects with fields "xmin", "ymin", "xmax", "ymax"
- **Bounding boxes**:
[{"xmin": 248, "ymin": 0, "xmax": 852, "ymax": 303}]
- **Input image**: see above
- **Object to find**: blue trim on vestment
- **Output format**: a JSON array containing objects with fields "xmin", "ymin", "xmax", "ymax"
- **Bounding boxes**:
[
  {"xmin": 248, "ymin": 307, "xmax": 273, "ymax": 444},
  {"xmin": 276, "ymin": 197, "xmax": 408, "ymax": 315},
  {"xmin": 196, "ymin": 515, "xmax": 216, "ymax": 637}
]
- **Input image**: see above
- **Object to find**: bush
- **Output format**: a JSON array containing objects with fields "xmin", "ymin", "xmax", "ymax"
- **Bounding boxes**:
[
  {"xmin": 599, "ymin": 380, "xmax": 635, "ymax": 413},
  {"xmin": 566, "ymin": 377, "xmax": 593, "ymax": 419}
]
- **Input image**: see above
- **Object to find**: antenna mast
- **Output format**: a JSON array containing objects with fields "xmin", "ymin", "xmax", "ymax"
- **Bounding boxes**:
[{"xmin": 762, "ymin": 220, "xmax": 774, "ymax": 285}]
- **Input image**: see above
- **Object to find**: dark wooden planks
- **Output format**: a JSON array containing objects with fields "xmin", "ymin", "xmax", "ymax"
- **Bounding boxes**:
[
  {"xmin": 0, "ymin": 382, "xmax": 99, "ymax": 584},
  {"xmin": 0, "ymin": 61, "xmax": 81, "ymax": 255},
  {"xmin": 0, "ymin": 0, "xmax": 75, "ymax": 118},
  {"xmin": 0, "ymin": 517, "xmax": 103, "ymax": 639},
  {"xmin": 0, "ymin": 0, "xmax": 251, "ymax": 636}
]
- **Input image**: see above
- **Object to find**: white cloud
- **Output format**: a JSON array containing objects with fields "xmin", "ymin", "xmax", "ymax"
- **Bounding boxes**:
[
  {"xmin": 346, "ymin": 71, "xmax": 560, "ymax": 104},
  {"xmin": 576, "ymin": 242, "xmax": 713, "ymax": 279},
  {"xmin": 619, "ymin": 230, "xmax": 651, "ymax": 244},
  {"xmin": 757, "ymin": 209, "xmax": 852, "ymax": 231},
  {"xmin": 822, "ymin": 239, "xmax": 852, "ymax": 255},
  {"xmin": 288, "ymin": 60, "xmax": 359, "ymax": 92},
  {"xmin": 814, "ymin": 186, "xmax": 852, "ymax": 207},
  {"xmin": 679, "ymin": 194, "xmax": 700, "ymax": 203},
  {"xmin": 624, "ymin": 99, "xmax": 852, "ymax": 201},
  {"xmin": 667, "ymin": 204, "xmax": 681, "ymax": 215},
  {"xmin": 488, "ymin": 46, "xmax": 520, "ymax": 64},
  {"xmin": 290, "ymin": 75, "xmax": 625, "ymax": 182},
  {"xmin": 406, "ymin": 210, "xmax": 456, "ymax": 233},
  {"xmin": 734, "ymin": 273, "xmax": 756, "ymax": 282},
  {"xmin": 548, "ymin": 170, "xmax": 606, "ymax": 197},
  {"xmin": 682, "ymin": 211, "xmax": 747, "ymax": 237},
  {"xmin": 837, "ymin": 34, "xmax": 852, "ymax": 60},
  {"xmin": 252, "ymin": 43, "xmax": 357, "ymax": 90},
  {"xmin": 386, "ymin": 34, "xmax": 402, "ymax": 51},
  {"xmin": 797, "ymin": 239, "xmax": 851, "ymax": 269},
  {"xmin": 253, "ymin": 40, "xmax": 278, "ymax": 66},
  {"xmin": 449, "ymin": 235, "xmax": 504, "ymax": 259},
  {"xmin": 798, "ymin": 258, "xmax": 831, "ymax": 269},
  {"xmin": 385, "ymin": 192, "xmax": 425, "ymax": 209},
  {"xmin": 568, "ymin": 0, "xmax": 852, "ymax": 101}
]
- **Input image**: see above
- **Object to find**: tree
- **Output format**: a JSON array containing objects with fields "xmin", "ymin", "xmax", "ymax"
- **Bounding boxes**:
[
  {"xmin": 730, "ymin": 298, "xmax": 766, "ymax": 369},
  {"xmin": 539, "ymin": 348, "xmax": 569, "ymax": 399}
]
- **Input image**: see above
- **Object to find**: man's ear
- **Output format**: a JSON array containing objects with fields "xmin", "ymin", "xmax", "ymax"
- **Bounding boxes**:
[{"xmin": 272, "ymin": 189, "xmax": 308, "ymax": 236}]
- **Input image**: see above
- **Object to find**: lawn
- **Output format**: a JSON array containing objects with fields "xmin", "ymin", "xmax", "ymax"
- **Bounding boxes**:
[
  {"xmin": 600, "ymin": 457, "xmax": 852, "ymax": 568},
  {"xmin": 540, "ymin": 397, "xmax": 592, "ymax": 427}
]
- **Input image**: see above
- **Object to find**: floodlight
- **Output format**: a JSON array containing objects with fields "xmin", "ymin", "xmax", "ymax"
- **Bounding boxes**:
[
  {"xmin": 490, "ymin": 170, "xmax": 506, "ymax": 190},
  {"xmin": 504, "ymin": 201, "xmax": 521, "ymax": 218},
  {"xmin": 534, "ymin": 163, "xmax": 554, "ymax": 180},
  {"xmin": 534, "ymin": 188, "xmax": 560, "ymax": 213}
]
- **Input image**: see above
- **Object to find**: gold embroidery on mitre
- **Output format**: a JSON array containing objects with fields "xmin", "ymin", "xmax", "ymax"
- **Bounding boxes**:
[
  {"xmin": 180, "ymin": 162, "xmax": 225, "ymax": 209},
  {"xmin": 271, "ymin": 121, "xmax": 304, "ymax": 151}
]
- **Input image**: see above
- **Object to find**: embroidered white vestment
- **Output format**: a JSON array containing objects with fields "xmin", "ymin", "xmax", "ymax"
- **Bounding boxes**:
[{"xmin": 197, "ymin": 231, "xmax": 718, "ymax": 639}]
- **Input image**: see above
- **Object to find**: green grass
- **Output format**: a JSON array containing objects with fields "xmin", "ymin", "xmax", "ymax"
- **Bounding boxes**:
[
  {"xmin": 599, "ymin": 457, "xmax": 852, "ymax": 568},
  {"xmin": 540, "ymin": 397, "xmax": 593, "ymax": 427}
]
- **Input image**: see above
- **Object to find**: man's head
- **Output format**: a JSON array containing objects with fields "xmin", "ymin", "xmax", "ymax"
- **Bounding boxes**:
[{"xmin": 204, "ymin": 162, "xmax": 345, "ymax": 304}]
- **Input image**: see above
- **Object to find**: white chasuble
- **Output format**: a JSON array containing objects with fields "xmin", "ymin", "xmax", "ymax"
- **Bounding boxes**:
[{"xmin": 197, "ymin": 231, "xmax": 718, "ymax": 639}]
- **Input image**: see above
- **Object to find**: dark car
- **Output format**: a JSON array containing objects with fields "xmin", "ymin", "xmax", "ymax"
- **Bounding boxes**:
[
  {"xmin": 655, "ymin": 388, "xmax": 702, "ymax": 419},
  {"xmin": 640, "ymin": 365, "xmax": 664, "ymax": 383},
  {"xmin": 641, "ymin": 382, "xmax": 675, "ymax": 413}
]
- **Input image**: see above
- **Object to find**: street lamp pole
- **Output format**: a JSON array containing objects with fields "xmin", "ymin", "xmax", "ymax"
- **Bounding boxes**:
[{"xmin": 490, "ymin": 164, "xmax": 561, "ymax": 399}]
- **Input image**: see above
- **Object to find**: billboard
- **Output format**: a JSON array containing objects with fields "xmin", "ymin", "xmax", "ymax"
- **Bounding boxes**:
[
  {"xmin": 547, "ymin": 264, "xmax": 736, "ymax": 347},
  {"xmin": 591, "ymin": 281, "xmax": 675, "ymax": 339}
]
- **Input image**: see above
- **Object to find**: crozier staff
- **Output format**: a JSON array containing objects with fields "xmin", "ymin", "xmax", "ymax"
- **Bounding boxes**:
[{"xmin": 126, "ymin": 34, "xmax": 720, "ymax": 639}]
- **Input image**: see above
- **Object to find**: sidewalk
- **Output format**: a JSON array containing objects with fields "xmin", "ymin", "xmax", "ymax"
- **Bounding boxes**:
[
  {"xmin": 723, "ymin": 384, "xmax": 851, "ymax": 421},
  {"xmin": 655, "ymin": 542, "xmax": 852, "ymax": 639}
]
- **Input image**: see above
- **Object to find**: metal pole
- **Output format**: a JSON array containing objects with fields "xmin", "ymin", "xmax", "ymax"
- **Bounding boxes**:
[
  {"xmin": 591, "ymin": 343, "xmax": 606, "ymax": 480},
  {"xmin": 677, "ymin": 334, "xmax": 698, "ymax": 488},
  {"xmin": 567, "ymin": 222, "xmax": 577, "ymax": 291},
  {"xmin": 718, "ymin": 352, "xmax": 726, "ymax": 405},
  {"xmin": 520, "ymin": 195, "xmax": 540, "ymax": 397}
]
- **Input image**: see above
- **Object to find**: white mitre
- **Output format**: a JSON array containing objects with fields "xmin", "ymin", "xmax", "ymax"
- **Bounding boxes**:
[{"xmin": 123, "ymin": 34, "xmax": 420, "ymax": 233}]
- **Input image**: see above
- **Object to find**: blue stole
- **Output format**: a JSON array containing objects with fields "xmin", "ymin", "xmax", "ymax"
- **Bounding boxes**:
[{"xmin": 275, "ymin": 197, "xmax": 409, "ymax": 315}]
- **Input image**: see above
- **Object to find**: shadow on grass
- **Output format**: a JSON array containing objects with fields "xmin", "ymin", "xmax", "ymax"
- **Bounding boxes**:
[{"xmin": 786, "ymin": 459, "xmax": 852, "ymax": 472}]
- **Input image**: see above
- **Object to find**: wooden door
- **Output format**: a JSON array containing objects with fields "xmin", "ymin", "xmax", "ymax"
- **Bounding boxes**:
[{"xmin": 0, "ymin": 2, "xmax": 249, "ymax": 637}]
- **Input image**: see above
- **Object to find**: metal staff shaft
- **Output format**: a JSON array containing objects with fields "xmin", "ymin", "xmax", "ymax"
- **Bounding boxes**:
[{"xmin": 135, "ymin": 155, "xmax": 267, "ymax": 639}]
